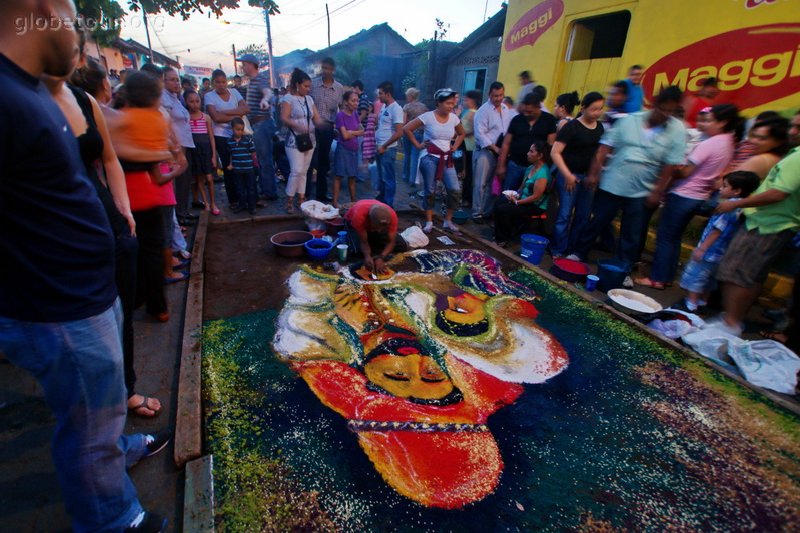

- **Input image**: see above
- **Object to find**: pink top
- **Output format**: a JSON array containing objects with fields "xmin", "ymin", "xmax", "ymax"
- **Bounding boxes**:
[
  {"xmin": 670, "ymin": 132, "xmax": 735, "ymax": 200},
  {"xmin": 189, "ymin": 117, "xmax": 207, "ymax": 134}
]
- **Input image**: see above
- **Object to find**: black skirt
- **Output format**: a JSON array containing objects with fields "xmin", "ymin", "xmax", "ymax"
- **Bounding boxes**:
[{"xmin": 189, "ymin": 133, "xmax": 214, "ymax": 176}]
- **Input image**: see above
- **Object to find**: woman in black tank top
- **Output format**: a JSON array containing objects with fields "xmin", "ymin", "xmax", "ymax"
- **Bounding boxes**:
[{"xmin": 44, "ymin": 63, "xmax": 163, "ymax": 418}]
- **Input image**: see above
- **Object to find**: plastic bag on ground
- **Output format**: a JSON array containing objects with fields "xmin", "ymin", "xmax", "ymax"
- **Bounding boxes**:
[
  {"xmin": 400, "ymin": 226, "xmax": 429, "ymax": 249},
  {"xmin": 728, "ymin": 340, "xmax": 800, "ymax": 395},
  {"xmin": 682, "ymin": 328, "xmax": 800, "ymax": 394}
]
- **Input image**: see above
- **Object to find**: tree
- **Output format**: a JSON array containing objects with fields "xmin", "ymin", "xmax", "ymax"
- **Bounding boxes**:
[
  {"xmin": 236, "ymin": 43, "xmax": 269, "ymax": 64},
  {"xmin": 77, "ymin": 0, "xmax": 280, "ymax": 47},
  {"xmin": 333, "ymin": 48, "xmax": 370, "ymax": 84}
]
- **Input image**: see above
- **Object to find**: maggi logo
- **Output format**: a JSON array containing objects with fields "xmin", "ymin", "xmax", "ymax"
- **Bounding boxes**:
[
  {"xmin": 642, "ymin": 24, "xmax": 800, "ymax": 110},
  {"xmin": 504, "ymin": 0, "xmax": 564, "ymax": 52}
]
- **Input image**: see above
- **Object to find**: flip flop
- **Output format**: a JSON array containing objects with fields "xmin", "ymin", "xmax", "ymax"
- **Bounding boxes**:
[
  {"xmin": 211, "ymin": 207, "xmax": 221, "ymax": 216},
  {"xmin": 128, "ymin": 395, "xmax": 161, "ymax": 417},
  {"xmin": 633, "ymin": 277, "xmax": 666, "ymax": 290},
  {"xmin": 164, "ymin": 272, "xmax": 189, "ymax": 285},
  {"xmin": 759, "ymin": 330, "xmax": 788, "ymax": 344}
]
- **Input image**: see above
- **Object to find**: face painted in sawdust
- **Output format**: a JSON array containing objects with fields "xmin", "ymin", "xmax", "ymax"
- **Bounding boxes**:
[
  {"xmin": 363, "ymin": 333, "xmax": 462, "ymax": 405},
  {"xmin": 272, "ymin": 249, "xmax": 569, "ymax": 509}
]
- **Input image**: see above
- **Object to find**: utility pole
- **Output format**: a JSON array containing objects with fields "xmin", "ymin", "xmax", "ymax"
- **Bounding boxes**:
[
  {"xmin": 325, "ymin": 3, "xmax": 331, "ymax": 48},
  {"xmin": 264, "ymin": 8, "xmax": 276, "ymax": 87},
  {"xmin": 142, "ymin": 8, "xmax": 154, "ymax": 63},
  {"xmin": 232, "ymin": 44, "xmax": 237, "ymax": 75},
  {"xmin": 428, "ymin": 30, "xmax": 438, "ymax": 106}
]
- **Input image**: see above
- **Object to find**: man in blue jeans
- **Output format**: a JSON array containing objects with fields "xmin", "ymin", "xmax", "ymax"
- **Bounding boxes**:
[
  {"xmin": 238, "ymin": 53, "xmax": 278, "ymax": 200},
  {"xmin": 0, "ymin": 2, "xmax": 167, "ymax": 531},
  {"xmin": 375, "ymin": 80, "xmax": 405, "ymax": 207},
  {"xmin": 569, "ymin": 86, "xmax": 686, "ymax": 278}
]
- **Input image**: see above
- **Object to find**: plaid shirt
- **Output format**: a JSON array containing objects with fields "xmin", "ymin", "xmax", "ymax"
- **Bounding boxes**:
[
  {"xmin": 310, "ymin": 77, "xmax": 344, "ymax": 124},
  {"xmin": 246, "ymin": 71, "xmax": 271, "ymax": 121}
]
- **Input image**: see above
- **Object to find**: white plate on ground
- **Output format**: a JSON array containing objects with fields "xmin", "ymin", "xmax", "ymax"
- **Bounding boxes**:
[{"xmin": 607, "ymin": 288, "xmax": 663, "ymax": 315}]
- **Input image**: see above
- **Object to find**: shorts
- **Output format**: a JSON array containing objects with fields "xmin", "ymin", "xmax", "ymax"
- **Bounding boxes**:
[
  {"xmin": 189, "ymin": 134, "xmax": 213, "ymax": 176},
  {"xmin": 679, "ymin": 258, "xmax": 719, "ymax": 294},
  {"xmin": 333, "ymin": 145, "xmax": 358, "ymax": 178},
  {"xmin": 716, "ymin": 227, "xmax": 795, "ymax": 288}
]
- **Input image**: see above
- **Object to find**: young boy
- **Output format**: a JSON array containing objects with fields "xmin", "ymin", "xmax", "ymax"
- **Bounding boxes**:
[
  {"xmin": 679, "ymin": 171, "xmax": 761, "ymax": 312},
  {"xmin": 227, "ymin": 118, "xmax": 259, "ymax": 214}
]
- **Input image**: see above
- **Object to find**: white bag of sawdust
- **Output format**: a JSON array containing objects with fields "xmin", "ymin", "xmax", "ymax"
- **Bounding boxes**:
[
  {"xmin": 728, "ymin": 340, "xmax": 800, "ymax": 395},
  {"xmin": 300, "ymin": 200, "xmax": 340, "ymax": 220},
  {"xmin": 400, "ymin": 226, "xmax": 429, "ymax": 249}
]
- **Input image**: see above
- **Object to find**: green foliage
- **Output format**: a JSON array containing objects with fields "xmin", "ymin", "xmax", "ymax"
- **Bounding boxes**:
[
  {"xmin": 76, "ymin": 0, "xmax": 279, "ymax": 47},
  {"xmin": 333, "ymin": 48, "xmax": 369, "ymax": 84},
  {"xmin": 236, "ymin": 43, "xmax": 269, "ymax": 63}
]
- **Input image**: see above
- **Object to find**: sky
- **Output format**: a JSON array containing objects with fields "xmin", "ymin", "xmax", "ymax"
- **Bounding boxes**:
[{"xmin": 119, "ymin": 0, "xmax": 507, "ymax": 72}]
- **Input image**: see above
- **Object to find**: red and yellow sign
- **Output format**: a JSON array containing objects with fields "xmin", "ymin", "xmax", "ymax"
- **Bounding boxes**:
[
  {"xmin": 504, "ymin": 0, "xmax": 564, "ymax": 52},
  {"xmin": 642, "ymin": 24, "xmax": 800, "ymax": 108}
]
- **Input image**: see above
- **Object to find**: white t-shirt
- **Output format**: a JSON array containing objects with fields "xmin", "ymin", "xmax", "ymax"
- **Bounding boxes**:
[
  {"xmin": 375, "ymin": 101, "xmax": 403, "ymax": 149},
  {"xmin": 204, "ymin": 88, "xmax": 244, "ymax": 138},
  {"xmin": 418, "ymin": 111, "xmax": 460, "ymax": 153}
]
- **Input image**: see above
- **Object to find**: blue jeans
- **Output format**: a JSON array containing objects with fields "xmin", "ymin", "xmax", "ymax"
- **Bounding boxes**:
[
  {"xmin": 552, "ymin": 171, "xmax": 594, "ymax": 256},
  {"xmin": 419, "ymin": 154, "xmax": 461, "ymax": 210},
  {"xmin": 572, "ymin": 189, "xmax": 649, "ymax": 272},
  {"xmin": 375, "ymin": 147, "xmax": 398, "ymax": 207},
  {"xmin": 253, "ymin": 118, "xmax": 276, "ymax": 199},
  {"xmin": 650, "ymin": 193, "xmax": 704, "ymax": 283},
  {"xmin": 0, "ymin": 300, "xmax": 147, "ymax": 532},
  {"xmin": 501, "ymin": 160, "xmax": 527, "ymax": 191},
  {"xmin": 472, "ymin": 148, "xmax": 497, "ymax": 218},
  {"xmin": 403, "ymin": 131, "xmax": 423, "ymax": 184}
]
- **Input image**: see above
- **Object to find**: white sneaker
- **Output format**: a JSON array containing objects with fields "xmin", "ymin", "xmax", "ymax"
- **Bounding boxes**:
[
  {"xmin": 422, "ymin": 221, "xmax": 433, "ymax": 234},
  {"xmin": 443, "ymin": 220, "xmax": 461, "ymax": 233},
  {"xmin": 565, "ymin": 254, "xmax": 581, "ymax": 261},
  {"xmin": 622, "ymin": 275, "xmax": 634, "ymax": 288}
]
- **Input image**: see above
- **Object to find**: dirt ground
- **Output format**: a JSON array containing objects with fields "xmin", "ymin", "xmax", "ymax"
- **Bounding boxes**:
[{"xmin": 203, "ymin": 213, "xmax": 490, "ymax": 320}]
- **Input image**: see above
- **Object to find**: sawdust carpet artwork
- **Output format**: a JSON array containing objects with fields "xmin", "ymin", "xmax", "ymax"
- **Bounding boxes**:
[
  {"xmin": 273, "ymin": 249, "xmax": 569, "ymax": 509},
  {"xmin": 202, "ymin": 248, "xmax": 800, "ymax": 531}
]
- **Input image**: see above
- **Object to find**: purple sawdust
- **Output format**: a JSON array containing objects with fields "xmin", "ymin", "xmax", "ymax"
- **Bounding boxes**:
[{"xmin": 635, "ymin": 362, "xmax": 800, "ymax": 530}]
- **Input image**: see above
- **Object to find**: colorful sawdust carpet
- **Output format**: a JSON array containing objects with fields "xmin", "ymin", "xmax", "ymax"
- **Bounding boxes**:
[{"xmin": 203, "ymin": 249, "xmax": 800, "ymax": 531}]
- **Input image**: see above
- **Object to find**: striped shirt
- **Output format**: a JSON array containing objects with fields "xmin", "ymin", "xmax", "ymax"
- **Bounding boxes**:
[
  {"xmin": 310, "ymin": 77, "xmax": 344, "ymax": 124},
  {"xmin": 228, "ymin": 135, "xmax": 256, "ymax": 171},
  {"xmin": 189, "ymin": 117, "xmax": 207, "ymax": 134},
  {"xmin": 246, "ymin": 71, "xmax": 271, "ymax": 121}
]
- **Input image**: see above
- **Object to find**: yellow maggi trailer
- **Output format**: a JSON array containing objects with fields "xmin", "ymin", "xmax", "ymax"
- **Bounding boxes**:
[{"xmin": 498, "ymin": 0, "xmax": 800, "ymax": 116}]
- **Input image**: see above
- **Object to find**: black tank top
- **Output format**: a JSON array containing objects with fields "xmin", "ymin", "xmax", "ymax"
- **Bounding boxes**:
[{"xmin": 68, "ymin": 84, "xmax": 127, "ymax": 236}]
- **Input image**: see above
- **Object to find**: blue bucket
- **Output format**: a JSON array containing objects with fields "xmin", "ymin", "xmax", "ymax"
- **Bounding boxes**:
[
  {"xmin": 597, "ymin": 258, "xmax": 628, "ymax": 292},
  {"xmin": 520, "ymin": 234, "xmax": 549, "ymax": 265}
]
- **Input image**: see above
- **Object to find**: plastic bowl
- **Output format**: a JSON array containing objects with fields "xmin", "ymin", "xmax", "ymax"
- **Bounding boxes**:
[
  {"xmin": 304, "ymin": 238, "xmax": 334, "ymax": 260},
  {"xmin": 550, "ymin": 257, "xmax": 590, "ymax": 283},
  {"xmin": 452, "ymin": 210, "xmax": 470, "ymax": 225},
  {"xmin": 607, "ymin": 288, "xmax": 663, "ymax": 316},
  {"xmin": 270, "ymin": 230, "xmax": 313, "ymax": 257}
]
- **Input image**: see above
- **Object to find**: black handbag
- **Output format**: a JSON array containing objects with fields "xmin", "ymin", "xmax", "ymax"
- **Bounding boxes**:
[{"xmin": 290, "ymin": 97, "xmax": 313, "ymax": 152}]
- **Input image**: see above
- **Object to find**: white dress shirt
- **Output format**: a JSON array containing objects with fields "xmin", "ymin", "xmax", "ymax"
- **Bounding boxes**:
[{"xmin": 473, "ymin": 100, "xmax": 513, "ymax": 150}]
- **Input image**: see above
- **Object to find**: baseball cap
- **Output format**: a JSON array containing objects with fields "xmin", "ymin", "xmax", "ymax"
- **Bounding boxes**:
[{"xmin": 236, "ymin": 53, "xmax": 261, "ymax": 66}]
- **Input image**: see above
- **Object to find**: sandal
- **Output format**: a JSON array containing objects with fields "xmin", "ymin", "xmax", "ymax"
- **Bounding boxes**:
[
  {"xmin": 633, "ymin": 277, "xmax": 666, "ymax": 290},
  {"xmin": 211, "ymin": 207, "xmax": 221, "ymax": 216},
  {"xmin": 287, "ymin": 204, "xmax": 295, "ymax": 214},
  {"xmin": 760, "ymin": 330, "xmax": 788, "ymax": 344},
  {"xmin": 128, "ymin": 394, "xmax": 162, "ymax": 417}
]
